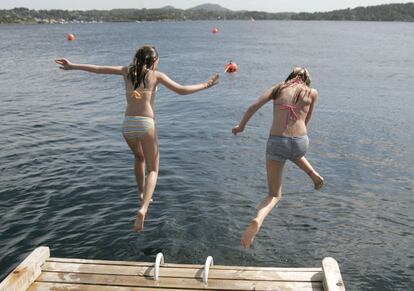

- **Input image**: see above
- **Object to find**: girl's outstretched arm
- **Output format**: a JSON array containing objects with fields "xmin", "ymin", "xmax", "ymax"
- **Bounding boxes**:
[
  {"xmin": 156, "ymin": 71, "xmax": 219, "ymax": 95},
  {"xmin": 232, "ymin": 85, "xmax": 277, "ymax": 135},
  {"xmin": 55, "ymin": 58, "xmax": 126, "ymax": 75},
  {"xmin": 305, "ymin": 89, "xmax": 318, "ymax": 126}
]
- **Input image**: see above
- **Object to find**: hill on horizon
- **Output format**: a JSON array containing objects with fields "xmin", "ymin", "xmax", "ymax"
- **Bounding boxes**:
[
  {"xmin": 160, "ymin": 5, "xmax": 176, "ymax": 10},
  {"xmin": 187, "ymin": 3, "xmax": 231, "ymax": 12},
  {"xmin": 1, "ymin": 3, "xmax": 413, "ymax": 23}
]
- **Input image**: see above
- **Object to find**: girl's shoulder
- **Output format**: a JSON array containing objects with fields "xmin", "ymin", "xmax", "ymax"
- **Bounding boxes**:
[
  {"xmin": 305, "ymin": 87, "xmax": 318, "ymax": 103},
  {"xmin": 270, "ymin": 82, "xmax": 286, "ymax": 100},
  {"xmin": 147, "ymin": 70, "xmax": 160, "ymax": 81},
  {"xmin": 309, "ymin": 87, "xmax": 318, "ymax": 97},
  {"xmin": 152, "ymin": 70, "xmax": 166, "ymax": 79},
  {"xmin": 273, "ymin": 82, "xmax": 284, "ymax": 89}
]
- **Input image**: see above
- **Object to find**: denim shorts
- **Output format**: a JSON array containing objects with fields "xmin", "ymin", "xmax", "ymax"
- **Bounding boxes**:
[{"xmin": 266, "ymin": 135, "xmax": 309, "ymax": 161}]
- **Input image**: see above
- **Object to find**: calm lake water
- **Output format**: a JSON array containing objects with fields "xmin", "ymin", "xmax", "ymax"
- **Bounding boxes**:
[{"xmin": 0, "ymin": 20, "xmax": 413, "ymax": 290}]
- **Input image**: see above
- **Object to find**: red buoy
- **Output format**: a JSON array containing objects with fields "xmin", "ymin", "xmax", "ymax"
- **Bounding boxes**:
[
  {"xmin": 212, "ymin": 27, "xmax": 219, "ymax": 34},
  {"xmin": 224, "ymin": 61, "xmax": 238, "ymax": 73},
  {"xmin": 67, "ymin": 34, "xmax": 75, "ymax": 41}
]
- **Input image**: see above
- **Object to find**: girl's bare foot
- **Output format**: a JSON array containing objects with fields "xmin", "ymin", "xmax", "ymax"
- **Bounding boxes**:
[
  {"xmin": 309, "ymin": 171, "xmax": 324, "ymax": 190},
  {"xmin": 241, "ymin": 219, "xmax": 260, "ymax": 249},
  {"xmin": 134, "ymin": 210, "xmax": 146, "ymax": 232}
]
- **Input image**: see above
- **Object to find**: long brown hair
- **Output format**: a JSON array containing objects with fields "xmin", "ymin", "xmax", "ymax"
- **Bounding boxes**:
[{"xmin": 127, "ymin": 45, "xmax": 159, "ymax": 90}]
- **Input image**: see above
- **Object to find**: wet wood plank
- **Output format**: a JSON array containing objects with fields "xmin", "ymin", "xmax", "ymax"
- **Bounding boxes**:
[
  {"xmin": 0, "ymin": 247, "xmax": 50, "ymax": 291},
  {"xmin": 47, "ymin": 257, "xmax": 322, "ymax": 272},
  {"xmin": 36, "ymin": 271, "xmax": 324, "ymax": 291},
  {"xmin": 322, "ymin": 257, "xmax": 346, "ymax": 291},
  {"xmin": 41, "ymin": 261, "xmax": 323, "ymax": 282},
  {"xmin": 28, "ymin": 282, "xmax": 193, "ymax": 291}
]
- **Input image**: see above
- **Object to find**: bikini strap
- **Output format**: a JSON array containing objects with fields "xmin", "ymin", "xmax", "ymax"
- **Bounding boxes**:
[
  {"xmin": 276, "ymin": 78, "xmax": 304, "ymax": 129},
  {"xmin": 272, "ymin": 78, "xmax": 302, "ymax": 100},
  {"xmin": 292, "ymin": 84, "xmax": 312, "ymax": 104}
]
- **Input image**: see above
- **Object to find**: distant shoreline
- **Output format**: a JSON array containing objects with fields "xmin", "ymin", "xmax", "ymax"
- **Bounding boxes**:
[
  {"xmin": 1, "ymin": 19, "xmax": 413, "ymax": 26},
  {"xmin": 1, "ymin": 3, "xmax": 413, "ymax": 24}
]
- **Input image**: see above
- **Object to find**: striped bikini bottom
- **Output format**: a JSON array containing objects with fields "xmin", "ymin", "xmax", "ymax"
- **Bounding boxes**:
[{"xmin": 122, "ymin": 116, "xmax": 155, "ymax": 140}]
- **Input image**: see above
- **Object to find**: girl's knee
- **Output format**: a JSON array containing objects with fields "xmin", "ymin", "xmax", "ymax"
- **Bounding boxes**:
[
  {"xmin": 146, "ymin": 165, "xmax": 159, "ymax": 173},
  {"xmin": 135, "ymin": 154, "xmax": 145, "ymax": 163},
  {"xmin": 268, "ymin": 191, "xmax": 281, "ymax": 199}
]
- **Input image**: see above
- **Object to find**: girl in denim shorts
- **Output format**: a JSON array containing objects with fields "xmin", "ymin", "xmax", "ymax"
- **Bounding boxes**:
[{"xmin": 232, "ymin": 67, "xmax": 324, "ymax": 248}]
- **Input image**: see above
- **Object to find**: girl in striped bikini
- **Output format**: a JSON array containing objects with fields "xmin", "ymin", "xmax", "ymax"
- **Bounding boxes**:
[
  {"xmin": 232, "ymin": 67, "xmax": 323, "ymax": 248},
  {"xmin": 55, "ymin": 45, "xmax": 219, "ymax": 232}
]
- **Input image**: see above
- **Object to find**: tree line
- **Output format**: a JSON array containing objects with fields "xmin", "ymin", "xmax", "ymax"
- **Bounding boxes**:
[{"xmin": 1, "ymin": 3, "xmax": 413, "ymax": 24}]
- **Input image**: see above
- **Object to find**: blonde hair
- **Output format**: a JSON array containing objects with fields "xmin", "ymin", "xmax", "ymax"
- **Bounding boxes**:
[
  {"xmin": 287, "ymin": 67, "xmax": 311, "ymax": 86},
  {"xmin": 272, "ymin": 67, "xmax": 312, "ymax": 100}
]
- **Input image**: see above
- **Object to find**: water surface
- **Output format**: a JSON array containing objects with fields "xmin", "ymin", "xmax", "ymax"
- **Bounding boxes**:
[{"xmin": 0, "ymin": 21, "xmax": 413, "ymax": 290}]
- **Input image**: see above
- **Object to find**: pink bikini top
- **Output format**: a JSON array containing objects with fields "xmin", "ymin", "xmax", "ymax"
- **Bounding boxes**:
[
  {"xmin": 279, "ymin": 103, "xmax": 298, "ymax": 130},
  {"xmin": 275, "ymin": 78, "xmax": 307, "ymax": 130}
]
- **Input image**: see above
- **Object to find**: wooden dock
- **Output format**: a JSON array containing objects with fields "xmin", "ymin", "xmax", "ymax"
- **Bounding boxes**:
[{"xmin": 0, "ymin": 246, "xmax": 345, "ymax": 291}]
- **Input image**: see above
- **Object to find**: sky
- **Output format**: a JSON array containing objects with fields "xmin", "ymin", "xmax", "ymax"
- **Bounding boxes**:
[{"xmin": 0, "ymin": 1, "xmax": 411, "ymax": 13}]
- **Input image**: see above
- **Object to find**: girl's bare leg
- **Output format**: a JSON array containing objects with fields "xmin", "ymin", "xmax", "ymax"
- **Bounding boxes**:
[
  {"xmin": 241, "ymin": 159, "xmax": 285, "ymax": 248},
  {"xmin": 125, "ymin": 139, "xmax": 145, "ymax": 201},
  {"xmin": 135, "ymin": 128, "xmax": 159, "ymax": 232},
  {"xmin": 294, "ymin": 157, "xmax": 324, "ymax": 190},
  {"xmin": 134, "ymin": 145, "xmax": 145, "ymax": 201}
]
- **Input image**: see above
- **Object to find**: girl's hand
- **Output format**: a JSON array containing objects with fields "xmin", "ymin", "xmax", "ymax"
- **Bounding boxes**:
[
  {"xmin": 205, "ymin": 73, "xmax": 219, "ymax": 88},
  {"xmin": 232, "ymin": 125, "xmax": 244, "ymax": 135},
  {"xmin": 55, "ymin": 58, "xmax": 73, "ymax": 70}
]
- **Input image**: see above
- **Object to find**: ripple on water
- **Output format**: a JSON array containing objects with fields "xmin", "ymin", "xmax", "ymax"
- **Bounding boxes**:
[{"xmin": 1, "ymin": 21, "xmax": 414, "ymax": 290}]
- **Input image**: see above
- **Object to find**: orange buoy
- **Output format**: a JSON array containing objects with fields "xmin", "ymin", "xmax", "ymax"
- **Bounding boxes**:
[
  {"xmin": 67, "ymin": 34, "xmax": 75, "ymax": 41},
  {"xmin": 224, "ymin": 61, "xmax": 238, "ymax": 73},
  {"xmin": 212, "ymin": 27, "xmax": 219, "ymax": 34}
]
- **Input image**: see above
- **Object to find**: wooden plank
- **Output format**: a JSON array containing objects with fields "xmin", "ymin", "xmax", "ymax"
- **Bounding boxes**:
[
  {"xmin": 322, "ymin": 258, "xmax": 346, "ymax": 291},
  {"xmin": 47, "ymin": 257, "xmax": 322, "ymax": 272},
  {"xmin": 0, "ymin": 246, "xmax": 50, "ymax": 291},
  {"xmin": 47, "ymin": 258, "xmax": 153, "ymax": 267},
  {"xmin": 37, "ymin": 271, "xmax": 324, "ymax": 291},
  {"xmin": 41, "ymin": 261, "xmax": 323, "ymax": 282},
  {"xmin": 28, "ymin": 282, "xmax": 196, "ymax": 291}
]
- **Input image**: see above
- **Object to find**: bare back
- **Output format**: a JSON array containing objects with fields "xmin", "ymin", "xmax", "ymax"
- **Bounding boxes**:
[
  {"xmin": 270, "ymin": 82, "xmax": 317, "ymax": 137},
  {"xmin": 122, "ymin": 69, "xmax": 158, "ymax": 117}
]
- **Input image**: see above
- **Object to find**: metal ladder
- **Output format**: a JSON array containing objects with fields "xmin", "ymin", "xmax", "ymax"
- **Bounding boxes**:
[{"xmin": 153, "ymin": 253, "xmax": 214, "ymax": 284}]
